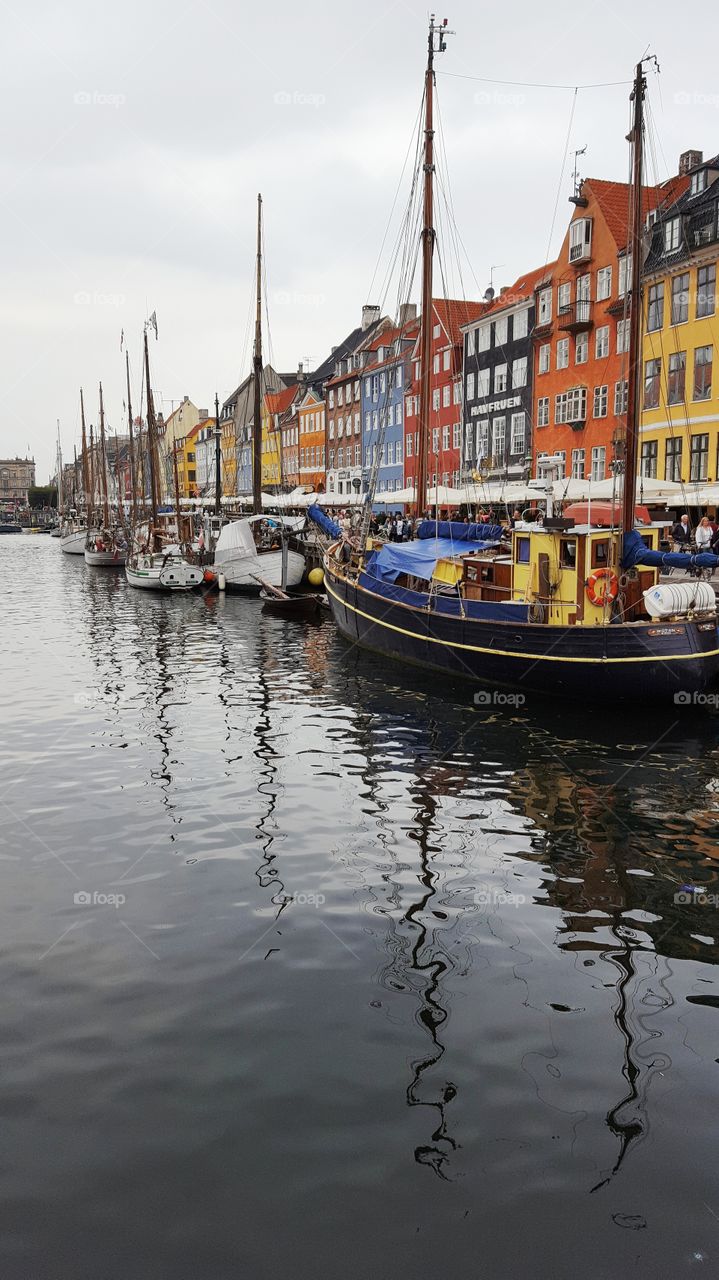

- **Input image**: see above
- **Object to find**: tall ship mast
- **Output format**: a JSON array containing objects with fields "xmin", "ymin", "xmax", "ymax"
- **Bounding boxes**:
[{"xmin": 318, "ymin": 36, "xmax": 719, "ymax": 702}]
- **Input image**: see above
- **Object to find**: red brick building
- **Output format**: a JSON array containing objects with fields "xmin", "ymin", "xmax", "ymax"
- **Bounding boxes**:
[{"xmin": 404, "ymin": 299, "xmax": 486, "ymax": 496}]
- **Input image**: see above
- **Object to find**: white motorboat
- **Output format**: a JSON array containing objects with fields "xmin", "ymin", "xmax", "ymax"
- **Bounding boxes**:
[
  {"xmin": 60, "ymin": 512, "xmax": 91, "ymax": 555},
  {"xmin": 213, "ymin": 516, "xmax": 305, "ymax": 592},
  {"xmin": 125, "ymin": 550, "xmax": 206, "ymax": 591}
]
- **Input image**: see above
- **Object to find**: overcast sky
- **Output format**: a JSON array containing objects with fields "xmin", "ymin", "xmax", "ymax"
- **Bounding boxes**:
[{"xmin": 2, "ymin": 0, "xmax": 716, "ymax": 480}]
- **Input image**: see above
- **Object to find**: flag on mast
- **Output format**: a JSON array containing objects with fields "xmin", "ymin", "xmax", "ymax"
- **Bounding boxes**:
[
  {"xmin": 149, "ymin": 311, "xmax": 158, "ymax": 339},
  {"xmin": 120, "ymin": 328, "xmax": 124, "ymax": 352}
]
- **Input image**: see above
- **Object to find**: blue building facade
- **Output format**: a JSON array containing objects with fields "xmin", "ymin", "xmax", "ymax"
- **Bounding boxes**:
[{"xmin": 361, "ymin": 330, "xmax": 414, "ymax": 508}]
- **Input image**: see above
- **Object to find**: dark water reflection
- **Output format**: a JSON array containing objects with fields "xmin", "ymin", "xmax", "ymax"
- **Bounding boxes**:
[{"xmin": 2, "ymin": 538, "xmax": 719, "ymax": 1278}]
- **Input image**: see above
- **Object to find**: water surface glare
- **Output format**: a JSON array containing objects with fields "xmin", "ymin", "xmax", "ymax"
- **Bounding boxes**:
[{"xmin": 2, "ymin": 537, "xmax": 719, "ymax": 1278}]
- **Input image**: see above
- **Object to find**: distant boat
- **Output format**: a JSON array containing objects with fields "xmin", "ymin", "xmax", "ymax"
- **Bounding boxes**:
[{"xmin": 0, "ymin": 522, "xmax": 22, "ymax": 534}]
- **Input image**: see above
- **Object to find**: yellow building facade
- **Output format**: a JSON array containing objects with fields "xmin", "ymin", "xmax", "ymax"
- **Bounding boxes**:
[{"xmin": 640, "ymin": 156, "xmax": 718, "ymax": 489}]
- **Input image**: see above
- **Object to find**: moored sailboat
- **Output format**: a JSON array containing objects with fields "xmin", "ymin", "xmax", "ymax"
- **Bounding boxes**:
[
  {"xmin": 322, "ymin": 33, "xmax": 719, "ymax": 701},
  {"xmin": 84, "ymin": 383, "xmax": 126, "ymax": 567}
]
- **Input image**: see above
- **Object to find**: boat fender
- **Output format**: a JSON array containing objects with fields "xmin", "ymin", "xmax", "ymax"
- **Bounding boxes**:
[
  {"xmin": 218, "ymin": 572, "xmax": 226, "ymax": 591},
  {"xmin": 203, "ymin": 569, "xmax": 216, "ymax": 583},
  {"xmin": 586, "ymin": 568, "xmax": 618, "ymax": 606}
]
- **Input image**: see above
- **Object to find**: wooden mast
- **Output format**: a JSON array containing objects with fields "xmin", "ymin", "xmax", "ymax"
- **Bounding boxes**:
[
  {"xmin": 415, "ymin": 18, "xmax": 451, "ymax": 517},
  {"xmin": 621, "ymin": 61, "xmax": 647, "ymax": 536},
  {"xmin": 252, "ymin": 192, "xmax": 263, "ymax": 515},
  {"xmin": 125, "ymin": 352, "xmax": 137, "ymax": 524},
  {"xmin": 143, "ymin": 327, "xmax": 160, "ymax": 548},
  {"xmin": 98, "ymin": 382, "xmax": 110, "ymax": 528},
  {"xmin": 80, "ymin": 389, "xmax": 90, "ymax": 509},
  {"xmin": 88, "ymin": 423, "xmax": 95, "ymax": 516}
]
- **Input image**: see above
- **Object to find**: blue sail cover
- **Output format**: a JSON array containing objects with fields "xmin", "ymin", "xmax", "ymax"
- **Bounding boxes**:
[
  {"xmin": 417, "ymin": 519, "xmax": 504, "ymax": 543},
  {"xmin": 622, "ymin": 528, "xmax": 719, "ymax": 572},
  {"xmin": 307, "ymin": 504, "xmax": 342, "ymax": 539},
  {"xmin": 366, "ymin": 536, "xmax": 500, "ymax": 584}
]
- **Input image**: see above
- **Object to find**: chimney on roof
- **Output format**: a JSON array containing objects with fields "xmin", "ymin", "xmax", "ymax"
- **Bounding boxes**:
[
  {"xmin": 679, "ymin": 149, "xmax": 703, "ymax": 176},
  {"xmin": 398, "ymin": 302, "xmax": 417, "ymax": 327},
  {"xmin": 484, "ymin": 286, "xmax": 495, "ymax": 302},
  {"xmin": 183, "ymin": 395, "xmax": 189, "ymax": 403},
  {"xmin": 297, "ymin": 361, "xmax": 305, "ymax": 385},
  {"xmin": 499, "ymin": 286, "xmax": 509, "ymax": 297},
  {"xmin": 361, "ymin": 304, "xmax": 381, "ymax": 331}
]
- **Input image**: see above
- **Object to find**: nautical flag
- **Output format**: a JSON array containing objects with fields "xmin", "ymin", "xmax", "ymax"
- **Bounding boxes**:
[
  {"xmin": 149, "ymin": 311, "xmax": 158, "ymax": 339},
  {"xmin": 120, "ymin": 328, "xmax": 124, "ymax": 351}
]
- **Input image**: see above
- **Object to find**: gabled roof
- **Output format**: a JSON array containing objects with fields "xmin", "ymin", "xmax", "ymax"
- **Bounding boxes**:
[
  {"xmin": 264, "ymin": 385, "xmax": 297, "ymax": 416},
  {"xmin": 432, "ymin": 298, "xmax": 489, "ymax": 344},
  {"xmin": 461, "ymin": 264, "xmax": 556, "ymax": 328},
  {"xmin": 583, "ymin": 175, "xmax": 689, "ymax": 250},
  {"xmin": 309, "ymin": 315, "xmax": 387, "ymax": 385},
  {"xmin": 644, "ymin": 158, "xmax": 719, "ymax": 272}
]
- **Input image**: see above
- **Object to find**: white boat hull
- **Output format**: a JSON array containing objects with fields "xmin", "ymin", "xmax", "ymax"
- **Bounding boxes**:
[
  {"xmin": 125, "ymin": 557, "xmax": 205, "ymax": 591},
  {"xmin": 85, "ymin": 548, "xmax": 126, "ymax": 567},
  {"xmin": 218, "ymin": 547, "xmax": 305, "ymax": 592},
  {"xmin": 60, "ymin": 530, "xmax": 87, "ymax": 555}
]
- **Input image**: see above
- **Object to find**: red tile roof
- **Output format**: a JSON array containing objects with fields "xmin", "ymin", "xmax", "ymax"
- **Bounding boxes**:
[
  {"xmin": 432, "ymin": 297, "xmax": 489, "ymax": 342},
  {"xmin": 585, "ymin": 175, "xmax": 690, "ymax": 248},
  {"xmin": 471, "ymin": 262, "xmax": 557, "ymax": 320},
  {"xmin": 265, "ymin": 386, "xmax": 297, "ymax": 415}
]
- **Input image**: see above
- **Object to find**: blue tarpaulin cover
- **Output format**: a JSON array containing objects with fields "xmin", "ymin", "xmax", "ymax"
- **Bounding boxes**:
[
  {"xmin": 417, "ymin": 519, "xmax": 504, "ymax": 543},
  {"xmin": 622, "ymin": 528, "xmax": 719, "ymax": 571},
  {"xmin": 366, "ymin": 536, "xmax": 500, "ymax": 584},
  {"xmin": 307, "ymin": 504, "xmax": 342, "ymax": 539}
]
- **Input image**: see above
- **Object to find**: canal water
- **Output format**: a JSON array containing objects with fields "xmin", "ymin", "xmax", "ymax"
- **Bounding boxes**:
[{"xmin": 2, "ymin": 536, "xmax": 719, "ymax": 1278}]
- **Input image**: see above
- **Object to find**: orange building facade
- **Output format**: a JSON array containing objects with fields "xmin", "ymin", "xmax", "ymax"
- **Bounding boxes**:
[
  {"xmin": 297, "ymin": 388, "xmax": 326, "ymax": 491},
  {"xmin": 532, "ymin": 175, "xmax": 685, "ymax": 482}
]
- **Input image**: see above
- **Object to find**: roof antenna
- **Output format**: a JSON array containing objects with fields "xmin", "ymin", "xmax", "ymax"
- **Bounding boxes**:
[
  {"xmin": 485, "ymin": 263, "xmax": 504, "ymax": 303},
  {"xmin": 570, "ymin": 145, "xmax": 588, "ymax": 206}
]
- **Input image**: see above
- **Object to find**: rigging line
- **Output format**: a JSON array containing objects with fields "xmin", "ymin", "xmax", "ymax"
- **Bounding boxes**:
[
  {"xmin": 543, "ymin": 88, "xmax": 578, "ymax": 273},
  {"xmin": 437, "ymin": 71, "xmax": 633, "ymax": 91},
  {"xmin": 376, "ymin": 106, "xmax": 425, "ymax": 315},
  {"xmin": 367, "ymin": 94, "xmax": 425, "ymax": 304}
]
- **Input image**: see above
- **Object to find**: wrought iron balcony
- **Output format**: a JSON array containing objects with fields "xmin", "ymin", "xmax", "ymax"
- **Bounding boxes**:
[{"xmin": 557, "ymin": 300, "xmax": 594, "ymax": 332}]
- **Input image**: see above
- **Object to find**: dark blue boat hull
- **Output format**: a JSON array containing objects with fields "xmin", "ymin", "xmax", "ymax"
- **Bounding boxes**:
[{"xmin": 323, "ymin": 559, "xmax": 719, "ymax": 701}]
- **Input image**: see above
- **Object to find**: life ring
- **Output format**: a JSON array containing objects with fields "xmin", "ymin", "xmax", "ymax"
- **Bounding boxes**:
[{"xmin": 586, "ymin": 568, "xmax": 618, "ymax": 606}]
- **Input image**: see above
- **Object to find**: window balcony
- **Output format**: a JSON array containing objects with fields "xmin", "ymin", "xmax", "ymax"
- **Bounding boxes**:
[{"xmin": 558, "ymin": 300, "xmax": 593, "ymax": 332}]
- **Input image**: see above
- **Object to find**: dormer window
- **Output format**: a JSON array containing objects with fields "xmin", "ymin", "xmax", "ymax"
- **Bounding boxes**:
[
  {"xmin": 377, "ymin": 346, "xmax": 384, "ymax": 363},
  {"xmin": 664, "ymin": 217, "xmax": 681, "ymax": 252},
  {"xmin": 569, "ymin": 217, "xmax": 592, "ymax": 263},
  {"xmin": 690, "ymin": 169, "xmax": 707, "ymax": 196}
]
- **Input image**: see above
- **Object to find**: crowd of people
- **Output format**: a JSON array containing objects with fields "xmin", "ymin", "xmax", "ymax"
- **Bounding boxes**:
[{"xmin": 671, "ymin": 513, "xmax": 719, "ymax": 555}]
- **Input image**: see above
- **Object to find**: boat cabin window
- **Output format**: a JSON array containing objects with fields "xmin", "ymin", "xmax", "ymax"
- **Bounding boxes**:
[
  {"xmin": 516, "ymin": 536, "xmax": 530, "ymax": 564},
  {"xmin": 560, "ymin": 539, "xmax": 577, "ymax": 568},
  {"xmin": 591, "ymin": 539, "xmax": 610, "ymax": 568}
]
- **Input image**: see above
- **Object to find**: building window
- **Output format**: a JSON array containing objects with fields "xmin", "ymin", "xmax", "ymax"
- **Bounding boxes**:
[
  {"xmin": 538, "ymin": 288, "xmax": 552, "ymax": 325},
  {"xmin": 433, "ymin": 354, "xmax": 440, "ymax": 374},
  {"xmin": 569, "ymin": 217, "xmax": 592, "ymax": 262},
  {"xmin": 432, "ymin": 427, "xmax": 439, "ymax": 454},
  {"xmin": 512, "ymin": 356, "xmax": 528, "ymax": 387},
  {"xmin": 664, "ymin": 218, "xmax": 681, "ymax": 253},
  {"xmin": 643, "ymin": 358, "xmax": 661, "ymax": 409},
  {"xmin": 442, "ymin": 425, "xmax": 450, "ymax": 451},
  {"xmin": 614, "ymin": 380, "xmax": 628, "ymax": 415},
  {"xmin": 494, "ymin": 316, "xmax": 508, "ymax": 346},
  {"xmin": 395, "ymin": 368, "xmax": 402, "ymax": 389},
  {"xmin": 492, "ymin": 417, "xmax": 506, "ymax": 460},
  {"xmin": 328, "ymin": 448, "xmax": 335, "ymax": 469},
  {"xmin": 513, "ymin": 309, "xmax": 528, "ymax": 339},
  {"xmin": 539, "ymin": 344, "xmax": 551, "ymax": 374},
  {"xmin": 406, "ymin": 434, "xmax": 413, "ymax": 457},
  {"xmin": 575, "ymin": 333, "xmax": 588, "ymax": 365},
  {"xmin": 557, "ymin": 338, "xmax": 569, "ymax": 369},
  {"xmin": 595, "ymin": 325, "xmax": 609, "ymax": 358},
  {"xmin": 477, "ymin": 419, "xmax": 489, "ymax": 459},
  {"xmin": 558, "ymin": 282, "xmax": 571, "ymax": 312},
  {"xmin": 432, "ymin": 389, "xmax": 440, "ymax": 411},
  {"xmin": 618, "ymin": 253, "xmax": 632, "ymax": 296},
  {"xmin": 590, "ymin": 446, "xmax": 606, "ymax": 480},
  {"xmin": 593, "ymin": 385, "xmax": 608, "ymax": 417},
  {"xmin": 694, "ymin": 345, "xmax": 713, "ymax": 401},
  {"xmin": 328, "ymin": 390, "xmax": 334, "ymax": 409},
  {"xmin": 667, "ymin": 351, "xmax": 686, "ymax": 404},
  {"xmin": 477, "ymin": 369, "xmax": 490, "ymax": 397},
  {"xmin": 442, "ymin": 350, "xmax": 450, "ymax": 371},
  {"xmin": 697, "ymin": 264, "xmax": 716, "ymax": 318},
  {"xmin": 453, "ymin": 382, "xmax": 461, "ymax": 405},
  {"xmin": 596, "ymin": 266, "xmax": 612, "ymax": 300},
  {"xmin": 640, "ymin": 440, "xmax": 658, "ymax": 478},
  {"xmin": 453, "ymin": 423, "xmax": 461, "ymax": 449},
  {"xmin": 690, "ymin": 433, "xmax": 709, "ymax": 482},
  {"xmin": 537, "ymin": 396, "xmax": 549, "ymax": 427},
  {"xmin": 406, "ymin": 397, "xmax": 413, "ymax": 418},
  {"xmin": 477, "ymin": 323, "xmax": 490, "ymax": 352},
  {"xmin": 433, "ymin": 324, "xmax": 440, "ymax": 339},
  {"xmin": 555, "ymin": 387, "xmax": 587, "ymax": 424},
  {"xmin": 647, "ymin": 283, "xmax": 664, "ymax": 331},
  {"xmin": 510, "ymin": 412, "xmax": 525, "ymax": 455},
  {"xmin": 665, "ymin": 437, "xmax": 682, "ymax": 482},
  {"xmin": 690, "ymin": 169, "xmax": 707, "ymax": 196},
  {"xmin": 671, "ymin": 272, "xmax": 690, "ymax": 325},
  {"xmin": 616, "ymin": 319, "xmax": 630, "ymax": 353},
  {"xmin": 494, "ymin": 364, "xmax": 508, "ymax": 393},
  {"xmin": 571, "ymin": 448, "xmax": 585, "ymax": 479},
  {"xmin": 442, "ymin": 385, "xmax": 450, "ymax": 408}
]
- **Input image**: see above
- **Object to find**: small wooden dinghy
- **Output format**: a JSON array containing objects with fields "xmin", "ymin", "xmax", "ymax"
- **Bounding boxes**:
[{"xmin": 253, "ymin": 576, "xmax": 320, "ymax": 619}]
